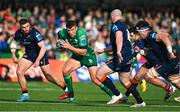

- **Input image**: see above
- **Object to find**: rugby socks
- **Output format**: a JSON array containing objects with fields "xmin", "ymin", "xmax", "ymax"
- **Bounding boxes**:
[
  {"xmin": 62, "ymin": 85, "xmax": 68, "ymax": 92},
  {"xmin": 21, "ymin": 88, "xmax": 28, "ymax": 94},
  {"xmin": 125, "ymin": 78, "xmax": 139, "ymax": 97},
  {"xmin": 131, "ymin": 77, "xmax": 139, "ymax": 85},
  {"xmin": 125, "ymin": 89, "xmax": 131, "ymax": 97},
  {"xmin": 127, "ymin": 83, "xmax": 143, "ymax": 104},
  {"xmin": 125, "ymin": 83, "xmax": 138, "ymax": 97},
  {"xmin": 64, "ymin": 75, "xmax": 74, "ymax": 94},
  {"xmin": 102, "ymin": 77, "xmax": 120, "ymax": 96},
  {"xmin": 99, "ymin": 83, "xmax": 114, "ymax": 97}
]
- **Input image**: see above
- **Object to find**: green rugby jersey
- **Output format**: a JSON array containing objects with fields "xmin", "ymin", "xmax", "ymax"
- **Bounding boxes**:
[{"xmin": 57, "ymin": 28, "xmax": 94, "ymax": 57}]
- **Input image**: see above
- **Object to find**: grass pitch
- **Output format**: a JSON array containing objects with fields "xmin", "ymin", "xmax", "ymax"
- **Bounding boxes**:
[{"xmin": 0, "ymin": 81, "xmax": 179, "ymax": 111}]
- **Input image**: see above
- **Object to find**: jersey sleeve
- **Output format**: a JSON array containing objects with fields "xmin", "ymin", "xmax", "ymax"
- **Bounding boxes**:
[
  {"xmin": 78, "ymin": 33, "xmax": 88, "ymax": 48},
  {"xmin": 57, "ymin": 29, "xmax": 66, "ymax": 40},
  {"xmin": 14, "ymin": 31, "xmax": 20, "ymax": 41},
  {"xmin": 34, "ymin": 30, "xmax": 44, "ymax": 43},
  {"xmin": 148, "ymin": 32, "xmax": 158, "ymax": 42},
  {"xmin": 111, "ymin": 23, "xmax": 124, "ymax": 33},
  {"xmin": 112, "ymin": 24, "xmax": 120, "ymax": 33}
]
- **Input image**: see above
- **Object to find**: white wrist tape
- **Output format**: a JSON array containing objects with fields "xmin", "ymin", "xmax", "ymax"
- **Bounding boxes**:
[
  {"xmin": 167, "ymin": 46, "xmax": 173, "ymax": 53},
  {"xmin": 139, "ymin": 50, "xmax": 145, "ymax": 55},
  {"xmin": 10, "ymin": 41, "xmax": 17, "ymax": 49},
  {"xmin": 11, "ymin": 48, "xmax": 16, "ymax": 52}
]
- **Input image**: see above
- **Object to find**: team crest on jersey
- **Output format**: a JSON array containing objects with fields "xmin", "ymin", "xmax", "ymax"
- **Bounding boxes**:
[{"xmin": 80, "ymin": 35, "xmax": 86, "ymax": 46}]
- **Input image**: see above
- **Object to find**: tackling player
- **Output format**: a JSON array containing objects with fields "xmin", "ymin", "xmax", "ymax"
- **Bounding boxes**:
[
  {"xmin": 135, "ymin": 21, "xmax": 180, "ymax": 90},
  {"xmin": 123, "ymin": 27, "xmax": 175, "ymax": 101}
]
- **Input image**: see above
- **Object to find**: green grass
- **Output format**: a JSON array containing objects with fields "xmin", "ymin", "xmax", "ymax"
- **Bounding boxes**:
[{"xmin": 0, "ymin": 81, "xmax": 179, "ymax": 111}]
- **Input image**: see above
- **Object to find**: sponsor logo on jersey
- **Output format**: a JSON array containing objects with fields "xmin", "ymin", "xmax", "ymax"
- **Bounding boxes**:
[
  {"xmin": 36, "ymin": 32, "xmax": 43, "ymax": 41},
  {"xmin": 112, "ymin": 25, "xmax": 118, "ymax": 32}
]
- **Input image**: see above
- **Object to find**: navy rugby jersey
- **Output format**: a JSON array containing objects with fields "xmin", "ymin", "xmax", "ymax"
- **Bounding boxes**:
[
  {"xmin": 132, "ymin": 39, "xmax": 144, "ymax": 57},
  {"xmin": 143, "ymin": 31, "xmax": 170, "ymax": 63},
  {"xmin": 14, "ymin": 28, "xmax": 44, "ymax": 57},
  {"xmin": 110, "ymin": 20, "xmax": 133, "ymax": 59}
]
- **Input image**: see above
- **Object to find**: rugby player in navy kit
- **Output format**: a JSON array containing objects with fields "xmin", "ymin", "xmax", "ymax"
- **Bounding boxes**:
[
  {"xmin": 10, "ymin": 19, "xmax": 66, "ymax": 102},
  {"xmin": 95, "ymin": 9, "xmax": 145, "ymax": 107},
  {"xmin": 123, "ymin": 27, "xmax": 175, "ymax": 101},
  {"xmin": 135, "ymin": 21, "xmax": 180, "ymax": 90}
]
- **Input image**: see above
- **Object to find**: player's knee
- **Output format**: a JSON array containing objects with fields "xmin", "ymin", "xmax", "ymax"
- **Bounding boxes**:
[
  {"xmin": 96, "ymin": 75, "xmax": 101, "ymax": 81},
  {"xmin": 169, "ymin": 76, "xmax": 180, "ymax": 89},
  {"xmin": 62, "ymin": 67, "xmax": 71, "ymax": 75},
  {"xmin": 172, "ymin": 82, "xmax": 180, "ymax": 90},
  {"xmin": 124, "ymin": 82, "xmax": 132, "ymax": 89},
  {"xmin": 91, "ymin": 77, "xmax": 100, "ymax": 85},
  {"xmin": 121, "ymin": 77, "xmax": 129, "ymax": 85},
  {"xmin": 95, "ymin": 70, "xmax": 101, "ymax": 80},
  {"xmin": 16, "ymin": 69, "xmax": 24, "ymax": 76}
]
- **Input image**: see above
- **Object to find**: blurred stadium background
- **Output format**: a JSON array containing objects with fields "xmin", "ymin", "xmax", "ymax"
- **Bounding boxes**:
[{"xmin": 0, "ymin": 0, "xmax": 179, "ymax": 111}]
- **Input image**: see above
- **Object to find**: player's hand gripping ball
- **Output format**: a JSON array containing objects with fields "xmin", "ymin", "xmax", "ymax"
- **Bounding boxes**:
[
  {"xmin": 56, "ymin": 39, "xmax": 63, "ymax": 48},
  {"xmin": 56, "ymin": 39, "xmax": 66, "ymax": 51}
]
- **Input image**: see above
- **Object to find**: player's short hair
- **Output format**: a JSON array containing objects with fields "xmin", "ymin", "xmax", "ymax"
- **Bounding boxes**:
[
  {"xmin": 111, "ymin": 9, "xmax": 122, "ymax": 17},
  {"xmin": 66, "ymin": 20, "xmax": 77, "ymax": 29},
  {"xmin": 19, "ymin": 18, "xmax": 30, "ymax": 26},
  {"xmin": 129, "ymin": 27, "xmax": 138, "ymax": 34},
  {"xmin": 136, "ymin": 21, "xmax": 151, "ymax": 31}
]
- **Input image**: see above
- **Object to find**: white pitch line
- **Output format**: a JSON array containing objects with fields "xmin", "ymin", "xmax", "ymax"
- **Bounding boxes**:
[
  {"xmin": 0, "ymin": 88, "xmax": 57, "ymax": 91},
  {"xmin": 0, "ymin": 101, "xmax": 179, "ymax": 108}
]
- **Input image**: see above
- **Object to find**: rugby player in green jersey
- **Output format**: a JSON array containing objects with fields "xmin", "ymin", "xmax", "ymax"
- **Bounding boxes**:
[{"xmin": 56, "ymin": 20, "xmax": 123, "ymax": 103}]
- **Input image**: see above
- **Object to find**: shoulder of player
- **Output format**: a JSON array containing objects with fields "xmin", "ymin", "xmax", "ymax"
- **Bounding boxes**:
[
  {"xmin": 77, "ymin": 27, "xmax": 86, "ymax": 34},
  {"xmin": 156, "ymin": 31, "xmax": 169, "ymax": 38},
  {"xmin": 112, "ymin": 21, "xmax": 127, "ymax": 31},
  {"xmin": 58, "ymin": 28, "xmax": 67, "ymax": 36},
  {"xmin": 77, "ymin": 28, "xmax": 87, "ymax": 37},
  {"xmin": 15, "ymin": 29, "xmax": 22, "ymax": 35},
  {"xmin": 31, "ymin": 28, "xmax": 41, "ymax": 36}
]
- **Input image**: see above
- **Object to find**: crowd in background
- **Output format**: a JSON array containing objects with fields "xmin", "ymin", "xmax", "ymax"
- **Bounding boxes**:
[{"xmin": 0, "ymin": 3, "xmax": 179, "ymax": 61}]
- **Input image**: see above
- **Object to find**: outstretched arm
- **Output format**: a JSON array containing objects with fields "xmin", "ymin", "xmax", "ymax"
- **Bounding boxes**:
[{"xmin": 156, "ymin": 32, "xmax": 176, "ymax": 59}]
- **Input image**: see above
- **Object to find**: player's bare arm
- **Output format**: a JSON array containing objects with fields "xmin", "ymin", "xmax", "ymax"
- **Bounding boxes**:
[
  {"xmin": 94, "ymin": 46, "xmax": 112, "ymax": 55},
  {"xmin": 116, "ymin": 31, "xmax": 123, "ymax": 63},
  {"xmin": 10, "ymin": 39, "xmax": 19, "ymax": 63},
  {"xmin": 61, "ymin": 39, "xmax": 87, "ymax": 55},
  {"xmin": 156, "ymin": 32, "xmax": 176, "ymax": 59},
  {"xmin": 33, "ymin": 41, "xmax": 46, "ymax": 67}
]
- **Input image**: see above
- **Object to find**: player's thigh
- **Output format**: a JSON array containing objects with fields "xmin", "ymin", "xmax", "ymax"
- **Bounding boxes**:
[
  {"xmin": 87, "ymin": 66, "xmax": 102, "ymax": 85},
  {"xmin": 40, "ymin": 64, "xmax": 52, "ymax": 75},
  {"xmin": 16, "ymin": 58, "xmax": 33, "ymax": 75},
  {"xmin": 96, "ymin": 63, "xmax": 113, "ymax": 79},
  {"xmin": 63, "ymin": 58, "xmax": 81, "ymax": 74},
  {"xmin": 119, "ymin": 72, "xmax": 131, "ymax": 86},
  {"xmin": 135, "ymin": 66, "xmax": 149, "ymax": 80},
  {"xmin": 88, "ymin": 66, "xmax": 98, "ymax": 79}
]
